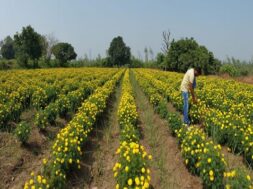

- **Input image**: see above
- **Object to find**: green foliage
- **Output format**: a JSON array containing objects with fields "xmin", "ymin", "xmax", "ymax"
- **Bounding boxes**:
[
  {"xmin": 108, "ymin": 36, "xmax": 131, "ymax": 67},
  {"xmin": 155, "ymin": 52, "xmax": 166, "ymax": 69},
  {"xmin": 167, "ymin": 112, "xmax": 182, "ymax": 135},
  {"xmin": 155, "ymin": 99, "xmax": 168, "ymax": 118},
  {"xmin": 51, "ymin": 42, "xmax": 77, "ymax": 66},
  {"xmin": 219, "ymin": 64, "xmax": 239, "ymax": 77},
  {"xmin": 0, "ymin": 36, "xmax": 15, "ymax": 59},
  {"xmin": 130, "ymin": 57, "xmax": 144, "ymax": 68},
  {"xmin": 14, "ymin": 25, "xmax": 44, "ymax": 68},
  {"xmin": 0, "ymin": 59, "xmax": 17, "ymax": 69},
  {"xmin": 14, "ymin": 121, "xmax": 31, "ymax": 144},
  {"xmin": 224, "ymin": 168, "xmax": 252, "ymax": 188},
  {"xmin": 220, "ymin": 57, "xmax": 253, "ymax": 76},
  {"xmin": 165, "ymin": 38, "xmax": 221, "ymax": 74}
]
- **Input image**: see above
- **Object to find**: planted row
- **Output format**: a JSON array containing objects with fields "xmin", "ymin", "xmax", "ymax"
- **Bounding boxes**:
[
  {"xmin": 24, "ymin": 70, "xmax": 123, "ymax": 189},
  {"xmin": 113, "ymin": 69, "xmax": 152, "ymax": 189},
  {"xmin": 133, "ymin": 69, "xmax": 253, "ymax": 188},
  {"xmin": 138, "ymin": 69, "xmax": 253, "ymax": 168}
]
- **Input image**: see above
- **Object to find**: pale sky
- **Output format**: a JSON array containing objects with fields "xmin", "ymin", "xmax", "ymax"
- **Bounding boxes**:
[{"xmin": 0, "ymin": 0, "xmax": 253, "ymax": 60}]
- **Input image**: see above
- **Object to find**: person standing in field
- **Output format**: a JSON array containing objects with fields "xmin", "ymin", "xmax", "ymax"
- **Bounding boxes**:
[{"xmin": 180, "ymin": 67, "xmax": 201, "ymax": 126}]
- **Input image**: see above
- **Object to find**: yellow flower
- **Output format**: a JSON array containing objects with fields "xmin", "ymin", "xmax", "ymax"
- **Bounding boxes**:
[
  {"xmin": 225, "ymin": 184, "xmax": 230, "ymax": 189},
  {"xmin": 29, "ymin": 179, "xmax": 34, "ymax": 185},
  {"xmin": 209, "ymin": 170, "xmax": 214, "ymax": 176},
  {"xmin": 69, "ymin": 158, "xmax": 73, "ymax": 164},
  {"xmin": 128, "ymin": 178, "xmax": 133, "ymax": 186},
  {"xmin": 43, "ymin": 158, "xmax": 47, "ymax": 165},
  {"xmin": 135, "ymin": 177, "xmax": 140, "ymax": 185},
  {"xmin": 247, "ymin": 175, "xmax": 251, "ymax": 181},
  {"xmin": 207, "ymin": 158, "xmax": 212, "ymax": 163},
  {"xmin": 125, "ymin": 166, "xmax": 129, "ymax": 172},
  {"xmin": 42, "ymin": 179, "xmax": 47, "ymax": 184},
  {"xmin": 37, "ymin": 175, "xmax": 42, "ymax": 183},
  {"xmin": 144, "ymin": 182, "xmax": 149, "ymax": 188},
  {"xmin": 141, "ymin": 168, "xmax": 146, "ymax": 173}
]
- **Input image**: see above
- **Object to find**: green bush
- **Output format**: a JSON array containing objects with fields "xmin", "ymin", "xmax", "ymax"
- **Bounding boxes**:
[
  {"xmin": 219, "ymin": 64, "xmax": 239, "ymax": 77},
  {"xmin": 14, "ymin": 121, "xmax": 31, "ymax": 143}
]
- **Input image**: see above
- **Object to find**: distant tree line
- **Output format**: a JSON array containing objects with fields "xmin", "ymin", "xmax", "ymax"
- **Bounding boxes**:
[
  {"xmin": 1, "ymin": 25, "xmax": 252, "ymax": 76},
  {"xmin": 0, "ymin": 25, "xmax": 77, "ymax": 68}
]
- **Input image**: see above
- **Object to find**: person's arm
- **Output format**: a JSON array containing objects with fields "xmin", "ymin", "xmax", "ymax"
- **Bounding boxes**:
[{"xmin": 188, "ymin": 82, "xmax": 197, "ymax": 103}]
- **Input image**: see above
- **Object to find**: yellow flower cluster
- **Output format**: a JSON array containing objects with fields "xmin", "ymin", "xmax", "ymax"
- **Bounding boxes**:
[
  {"xmin": 23, "ymin": 69, "xmax": 124, "ymax": 188},
  {"xmin": 0, "ymin": 68, "xmax": 117, "ymax": 129},
  {"xmin": 34, "ymin": 70, "xmax": 117, "ymax": 129},
  {"xmin": 24, "ymin": 172, "xmax": 49, "ymax": 189},
  {"xmin": 136, "ymin": 69, "xmax": 253, "ymax": 169},
  {"xmin": 114, "ymin": 70, "xmax": 152, "ymax": 189},
  {"xmin": 133, "ymin": 69, "xmax": 253, "ymax": 188}
]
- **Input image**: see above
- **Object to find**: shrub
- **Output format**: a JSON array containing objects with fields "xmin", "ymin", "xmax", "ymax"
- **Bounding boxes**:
[
  {"xmin": 14, "ymin": 121, "xmax": 31, "ymax": 143},
  {"xmin": 219, "ymin": 64, "xmax": 239, "ymax": 77}
]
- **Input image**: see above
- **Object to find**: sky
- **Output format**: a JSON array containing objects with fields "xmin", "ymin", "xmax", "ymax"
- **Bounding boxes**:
[{"xmin": 0, "ymin": 0, "xmax": 253, "ymax": 61}]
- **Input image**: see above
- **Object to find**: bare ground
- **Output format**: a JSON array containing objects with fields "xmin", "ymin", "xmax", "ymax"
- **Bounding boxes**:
[
  {"xmin": 131, "ymin": 72, "xmax": 202, "ymax": 189},
  {"xmin": 0, "ymin": 108, "xmax": 62, "ymax": 189}
]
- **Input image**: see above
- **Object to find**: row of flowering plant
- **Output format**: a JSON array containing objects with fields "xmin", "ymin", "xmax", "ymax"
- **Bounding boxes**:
[
  {"xmin": 35, "ymin": 72, "xmax": 116, "ymax": 130},
  {"xmin": 141, "ymin": 69, "xmax": 253, "ymax": 168},
  {"xmin": 23, "ymin": 70, "xmax": 123, "ymax": 189},
  {"xmin": 133, "ymin": 69, "xmax": 253, "ymax": 188},
  {"xmin": 114, "ymin": 70, "xmax": 152, "ymax": 189}
]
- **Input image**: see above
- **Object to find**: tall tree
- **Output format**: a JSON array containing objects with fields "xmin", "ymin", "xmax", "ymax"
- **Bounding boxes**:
[
  {"xmin": 144, "ymin": 47, "xmax": 148, "ymax": 62},
  {"xmin": 45, "ymin": 33, "xmax": 58, "ymax": 59},
  {"xmin": 51, "ymin": 42, "xmax": 77, "ymax": 67},
  {"xmin": 161, "ymin": 30, "xmax": 171, "ymax": 54},
  {"xmin": 0, "ymin": 36, "xmax": 15, "ymax": 59},
  {"xmin": 14, "ymin": 25, "xmax": 44, "ymax": 68},
  {"xmin": 165, "ymin": 38, "xmax": 221, "ymax": 74},
  {"xmin": 108, "ymin": 36, "xmax": 131, "ymax": 67},
  {"xmin": 149, "ymin": 47, "xmax": 154, "ymax": 61}
]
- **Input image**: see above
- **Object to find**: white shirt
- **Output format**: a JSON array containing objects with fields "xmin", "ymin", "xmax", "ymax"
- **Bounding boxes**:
[{"xmin": 180, "ymin": 68, "xmax": 195, "ymax": 92}]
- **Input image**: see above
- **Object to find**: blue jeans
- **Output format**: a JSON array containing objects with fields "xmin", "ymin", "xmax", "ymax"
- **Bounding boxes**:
[{"xmin": 182, "ymin": 92, "xmax": 190, "ymax": 125}]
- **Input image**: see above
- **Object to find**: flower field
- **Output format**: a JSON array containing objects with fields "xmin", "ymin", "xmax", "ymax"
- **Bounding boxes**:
[{"xmin": 0, "ymin": 68, "xmax": 253, "ymax": 189}]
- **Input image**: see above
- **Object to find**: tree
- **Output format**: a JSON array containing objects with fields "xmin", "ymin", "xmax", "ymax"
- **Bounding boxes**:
[
  {"xmin": 161, "ymin": 30, "xmax": 171, "ymax": 54},
  {"xmin": 14, "ymin": 25, "xmax": 44, "ymax": 68},
  {"xmin": 108, "ymin": 36, "xmax": 131, "ymax": 67},
  {"xmin": 51, "ymin": 42, "xmax": 77, "ymax": 67},
  {"xmin": 149, "ymin": 47, "xmax": 154, "ymax": 61},
  {"xmin": 0, "ymin": 36, "xmax": 15, "ymax": 59},
  {"xmin": 156, "ymin": 52, "xmax": 165, "ymax": 68},
  {"xmin": 44, "ymin": 33, "xmax": 58, "ymax": 59},
  {"xmin": 165, "ymin": 38, "xmax": 220, "ymax": 74},
  {"xmin": 144, "ymin": 47, "xmax": 148, "ymax": 62}
]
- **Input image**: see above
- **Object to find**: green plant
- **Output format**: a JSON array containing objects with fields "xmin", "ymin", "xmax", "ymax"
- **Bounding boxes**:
[
  {"xmin": 219, "ymin": 64, "xmax": 239, "ymax": 77},
  {"xmin": 14, "ymin": 121, "xmax": 31, "ymax": 143}
]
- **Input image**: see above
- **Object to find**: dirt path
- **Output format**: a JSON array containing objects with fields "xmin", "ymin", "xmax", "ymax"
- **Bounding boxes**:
[
  {"xmin": 130, "ymin": 72, "xmax": 202, "ymax": 189},
  {"xmin": 88, "ymin": 82, "xmax": 121, "ymax": 189}
]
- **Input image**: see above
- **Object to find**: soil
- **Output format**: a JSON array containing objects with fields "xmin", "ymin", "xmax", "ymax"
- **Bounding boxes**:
[
  {"xmin": 0, "ymin": 108, "xmax": 61, "ymax": 189},
  {"xmin": 131, "ymin": 72, "xmax": 202, "ymax": 189}
]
